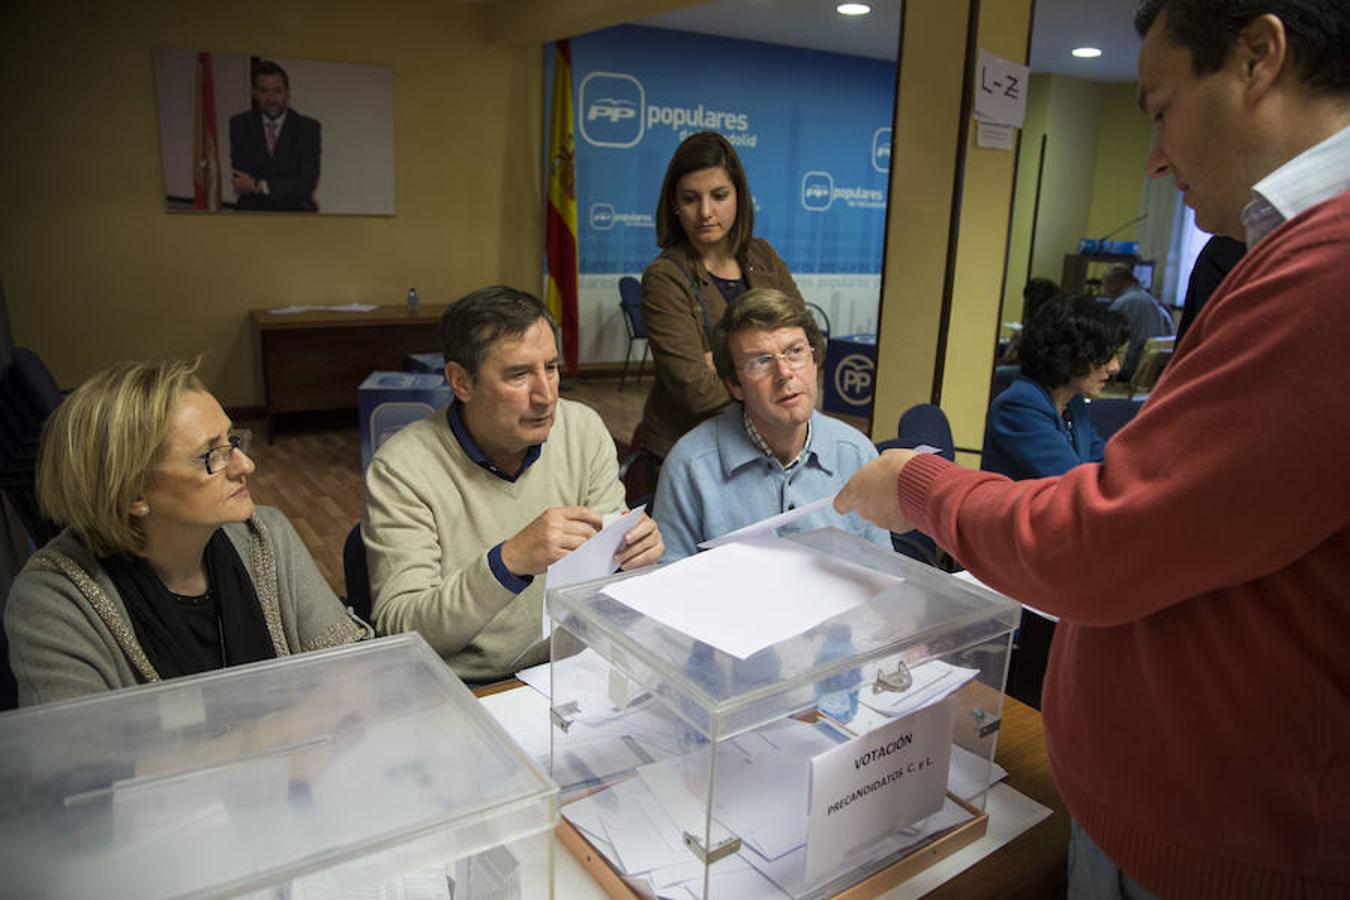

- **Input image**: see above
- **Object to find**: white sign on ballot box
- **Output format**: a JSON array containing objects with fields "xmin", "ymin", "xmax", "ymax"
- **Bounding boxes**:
[{"xmin": 804, "ymin": 696, "xmax": 955, "ymax": 884}]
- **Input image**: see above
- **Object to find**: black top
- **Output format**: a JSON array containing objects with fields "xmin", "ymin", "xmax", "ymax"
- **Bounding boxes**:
[
  {"xmin": 709, "ymin": 272, "xmax": 749, "ymax": 305},
  {"xmin": 1178, "ymin": 236, "xmax": 1246, "ymax": 343},
  {"xmin": 173, "ymin": 590, "xmax": 223, "ymax": 669}
]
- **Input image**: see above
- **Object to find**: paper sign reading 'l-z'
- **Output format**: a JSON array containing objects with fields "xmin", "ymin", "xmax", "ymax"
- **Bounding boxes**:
[{"xmin": 803, "ymin": 696, "xmax": 955, "ymax": 885}]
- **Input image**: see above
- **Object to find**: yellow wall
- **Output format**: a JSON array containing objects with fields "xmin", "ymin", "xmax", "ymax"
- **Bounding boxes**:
[
  {"xmin": 939, "ymin": 0, "xmax": 1033, "ymax": 462},
  {"xmin": 1028, "ymin": 75, "xmax": 1102, "ymax": 285},
  {"xmin": 872, "ymin": 0, "xmax": 1033, "ymax": 467},
  {"xmin": 0, "ymin": 0, "xmax": 701, "ymax": 406},
  {"xmin": 1000, "ymin": 73, "xmax": 1050, "ymax": 324},
  {"xmin": 0, "ymin": 0, "xmax": 545, "ymax": 406},
  {"xmin": 872, "ymin": 0, "xmax": 973, "ymax": 441},
  {"xmin": 1086, "ymin": 82, "xmax": 1152, "ymax": 242},
  {"xmin": 1001, "ymin": 78, "xmax": 1150, "ymax": 324}
]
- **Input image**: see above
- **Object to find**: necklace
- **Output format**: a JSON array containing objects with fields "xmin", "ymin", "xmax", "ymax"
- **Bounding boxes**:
[{"xmin": 171, "ymin": 588, "xmax": 225, "ymax": 665}]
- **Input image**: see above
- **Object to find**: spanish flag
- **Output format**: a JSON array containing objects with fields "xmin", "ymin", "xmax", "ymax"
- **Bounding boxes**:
[
  {"xmin": 192, "ymin": 52, "xmax": 221, "ymax": 211},
  {"xmin": 546, "ymin": 40, "xmax": 580, "ymax": 374}
]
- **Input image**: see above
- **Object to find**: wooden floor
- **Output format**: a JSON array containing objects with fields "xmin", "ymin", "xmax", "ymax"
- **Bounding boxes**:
[{"xmin": 241, "ymin": 375, "xmax": 650, "ymax": 597}]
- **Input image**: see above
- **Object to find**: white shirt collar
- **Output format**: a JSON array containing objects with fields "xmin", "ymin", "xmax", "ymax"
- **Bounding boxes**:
[{"xmin": 1242, "ymin": 125, "xmax": 1350, "ymax": 246}]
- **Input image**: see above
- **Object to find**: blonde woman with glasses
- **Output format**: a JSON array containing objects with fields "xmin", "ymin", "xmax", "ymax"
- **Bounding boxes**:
[{"xmin": 6, "ymin": 359, "xmax": 365, "ymax": 706}]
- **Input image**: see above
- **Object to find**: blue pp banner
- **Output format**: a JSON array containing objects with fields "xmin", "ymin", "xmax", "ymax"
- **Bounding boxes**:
[{"xmin": 569, "ymin": 25, "xmax": 896, "ymax": 276}]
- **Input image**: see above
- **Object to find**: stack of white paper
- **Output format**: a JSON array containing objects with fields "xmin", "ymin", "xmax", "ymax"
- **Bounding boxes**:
[
  {"xmin": 563, "ymin": 722, "xmax": 836, "ymax": 898},
  {"xmin": 265, "ymin": 302, "xmax": 380, "ymax": 314},
  {"xmin": 560, "ymin": 713, "xmax": 996, "ymax": 899},
  {"xmin": 600, "ymin": 535, "xmax": 902, "ymax": 660}
]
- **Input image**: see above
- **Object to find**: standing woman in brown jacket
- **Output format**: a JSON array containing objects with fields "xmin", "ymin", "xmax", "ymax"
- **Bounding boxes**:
[{"xmin": 639, "ymin": 131, "xmax": 806, "ymax": 472}]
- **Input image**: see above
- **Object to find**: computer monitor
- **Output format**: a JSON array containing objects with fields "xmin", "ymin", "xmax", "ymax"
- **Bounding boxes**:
[{"xmin": 1133, "ymin": 260, "xmax": 1155, "ymax": 292}]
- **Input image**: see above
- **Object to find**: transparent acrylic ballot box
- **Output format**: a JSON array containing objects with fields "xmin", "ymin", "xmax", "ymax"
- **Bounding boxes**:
[
  {"xmin": 0, "ymin": 633, "xmax": 558, "ymax": 900},
  {"xmin": 545, "ymin": 528, "xmax": 1019, "ymax": 899}
]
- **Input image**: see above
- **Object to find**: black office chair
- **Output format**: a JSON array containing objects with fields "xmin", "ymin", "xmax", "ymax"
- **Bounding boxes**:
[
  {"xmin": 342, "ymin": 523, "xmax": 373, "ymax": 625},
  {"xmin": 0, "ymin": 348, "xmax": 63, "ymax": 549},
  {"xmin": 618, "ymin": 277, "xmax": 649, "ymax": 391},
  {"xmin": 0, "ymin": 627, "xmax": 19, "ymax": 711},
  {"xmin": 805, "ymin": 302, "xmax": 831, "ymax": 344},
  {"xmin": 1006, "ymin": 610, "xmax": 1056, "ymax": 710},
  {"xmin": 616, "ymin": 422, "xmax": 655, "ymax": 512}
]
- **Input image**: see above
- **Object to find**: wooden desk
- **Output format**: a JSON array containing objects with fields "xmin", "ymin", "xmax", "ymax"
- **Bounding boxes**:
[
  {"xmin": 251, "ymin": 305, "xmax": 446, "ymax": 440},
  {"xmin": 473, "ymin": 682, "xmax": 1068, "ymax": 899}
]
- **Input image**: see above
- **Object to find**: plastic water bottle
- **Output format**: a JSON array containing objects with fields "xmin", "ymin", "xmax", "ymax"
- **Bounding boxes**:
[
  {"xmin": 407, "ymin": 287, "xmax": 419, "ymax": 314},
  {"xmin": 816, "ymin": 624, "xmax": 861, "ymax": 724}
]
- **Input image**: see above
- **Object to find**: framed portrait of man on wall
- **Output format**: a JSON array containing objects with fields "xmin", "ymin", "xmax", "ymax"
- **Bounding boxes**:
[{"xmin": 153, "ymin": 49, "xmax": 395, "ymax": 215}]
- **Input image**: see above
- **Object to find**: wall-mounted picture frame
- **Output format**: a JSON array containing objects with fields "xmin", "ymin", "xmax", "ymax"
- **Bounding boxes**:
[{"xmin": 153, "ymin": 49, "xmax": 395, "ymax": 215}]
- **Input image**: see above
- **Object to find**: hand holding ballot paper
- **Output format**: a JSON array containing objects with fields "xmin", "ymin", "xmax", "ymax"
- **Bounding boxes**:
[{"xmin": 509, "ymin": 505, "xmax": 659, "ymax": 576}]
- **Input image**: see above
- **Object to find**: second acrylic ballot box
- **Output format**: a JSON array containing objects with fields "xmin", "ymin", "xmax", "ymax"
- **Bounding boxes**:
[
  {"xmin": 545, "ymin": 528, "xmax": 1019, "ymax": 899},
  {"xmin": 0, "ymin": 634, "xmax": 558, "ymax": 899}
]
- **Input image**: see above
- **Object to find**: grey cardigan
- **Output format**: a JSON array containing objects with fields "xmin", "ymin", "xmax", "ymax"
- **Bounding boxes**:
[{"xmin": 5, "ymin": 505, "xmax": 366, "ymax": 707}]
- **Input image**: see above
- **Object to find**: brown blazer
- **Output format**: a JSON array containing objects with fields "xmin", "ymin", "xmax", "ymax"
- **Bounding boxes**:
[{"xmin": 639, "ymin": 238, "xmax": 805, "ymax": 458}]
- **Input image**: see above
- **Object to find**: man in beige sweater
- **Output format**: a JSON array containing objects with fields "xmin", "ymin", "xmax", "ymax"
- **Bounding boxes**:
[{"xmin": 363, "ymin": 286, "xmax": 663, "ymax": 681}]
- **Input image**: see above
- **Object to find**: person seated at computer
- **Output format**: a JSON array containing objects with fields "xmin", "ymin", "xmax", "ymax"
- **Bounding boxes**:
[
  {"xmin": 1101, "ymin": 264, "xmax": 1175, "ymax": 381},
  {"xmin": 5, "ymin": 359, "xmax": 365, "ymax": 707},
  {"xmin": 363, "ymin": 286, "xmax": 663, "ymax": 682},
  {"xmin": 981, "ymin": 294, "xmax": 1129, "ymax": 480},
  {"xmin": 640, "ymin": 131, "xmax": 806, "ymax": 477},
  {"xmin": 653, "ymin": 288, "xmax": 890, "ymax": 561}
]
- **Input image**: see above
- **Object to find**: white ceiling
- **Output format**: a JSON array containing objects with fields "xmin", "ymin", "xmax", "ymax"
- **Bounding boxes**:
[
  {"xmin": 636, "ymin": 0, "xmax": 1143, "ymax": 83},
  {"xmin": 1028, "ymin": 0, "xmax": 1141, "ymax": 82},
  {"xmin": 638, "ymin": 0, "xmax": 903, "ymax": 62}
]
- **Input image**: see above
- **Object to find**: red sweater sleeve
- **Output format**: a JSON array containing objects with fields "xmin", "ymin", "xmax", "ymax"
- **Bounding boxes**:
[{"xmin": 899, "ymin": 200, "xmax": 1350, "ymax": 626}]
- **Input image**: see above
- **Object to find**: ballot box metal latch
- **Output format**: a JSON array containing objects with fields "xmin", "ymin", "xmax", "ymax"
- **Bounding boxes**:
[
  {"xmin": 971, "ymin": 707, "xmax": 1001, "ymax": 738},
  {"xmin": 873, "ymin": 661, "xmax": 913, "ymax": 694},
  {"xmin": 551, "ymin": 701, "xmax": 580, "ymax": 733},
  {"xmin": 683, "ymin": 830, "xmax": 742, "ymax": 865}
]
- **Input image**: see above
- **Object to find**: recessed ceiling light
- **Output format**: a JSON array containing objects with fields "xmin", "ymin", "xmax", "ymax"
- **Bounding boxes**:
[
  {"xmin": 837, "ymin": 3, "xmax": 871, "ymax": 15},
  {"xmin": 1072, "ymin": 47, "xmax": 1103, "ymax": 59}
]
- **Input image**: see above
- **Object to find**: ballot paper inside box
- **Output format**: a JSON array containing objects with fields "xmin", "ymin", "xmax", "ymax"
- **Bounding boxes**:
[
  {"xmin": 0, "ymin": 634, "xmax": 558, "ymax": 900},
  {"xmin": 545, "ymin": 527, "xmax": 1020, "ymax": 899}
]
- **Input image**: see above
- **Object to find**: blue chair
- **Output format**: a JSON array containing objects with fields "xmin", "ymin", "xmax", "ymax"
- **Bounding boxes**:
[
  {"xmin": 618, "ymin": 277, "xmax": 649, "ymax": 391},
  {"xmin": 894, "ymin": 403, "xmax": 955, "ymax": 461},
  {"xmin": 342, "ymin": 523, "xmax": 373, "ymax": 625},
  {"xmin": 877, "ymin": 404, "xmax": 960, "ymax": 571}
]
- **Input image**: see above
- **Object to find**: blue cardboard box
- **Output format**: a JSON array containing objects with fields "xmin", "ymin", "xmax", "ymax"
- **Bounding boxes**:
[
  {"xmin": 822, "ymin": 333, "xmax": 877, "ymax": 419},
  {"xmin": 404, "ymin": 352, "xmax": 445, "ymax": 373},
  {"xmin": 358, "ymin": 371, "xmax": 453, "ymax": 469}
]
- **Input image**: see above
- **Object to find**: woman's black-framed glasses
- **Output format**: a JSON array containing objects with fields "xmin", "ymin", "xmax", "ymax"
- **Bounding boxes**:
[{"xmin": 196, "ymin": 429, "xmax": 252, "ymax": 475}]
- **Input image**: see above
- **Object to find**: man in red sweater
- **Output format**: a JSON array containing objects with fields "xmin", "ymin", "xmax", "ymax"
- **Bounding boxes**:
[{"xmin": 837, "ymin": 2, "xmax": 1349, "ymax": 896}]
